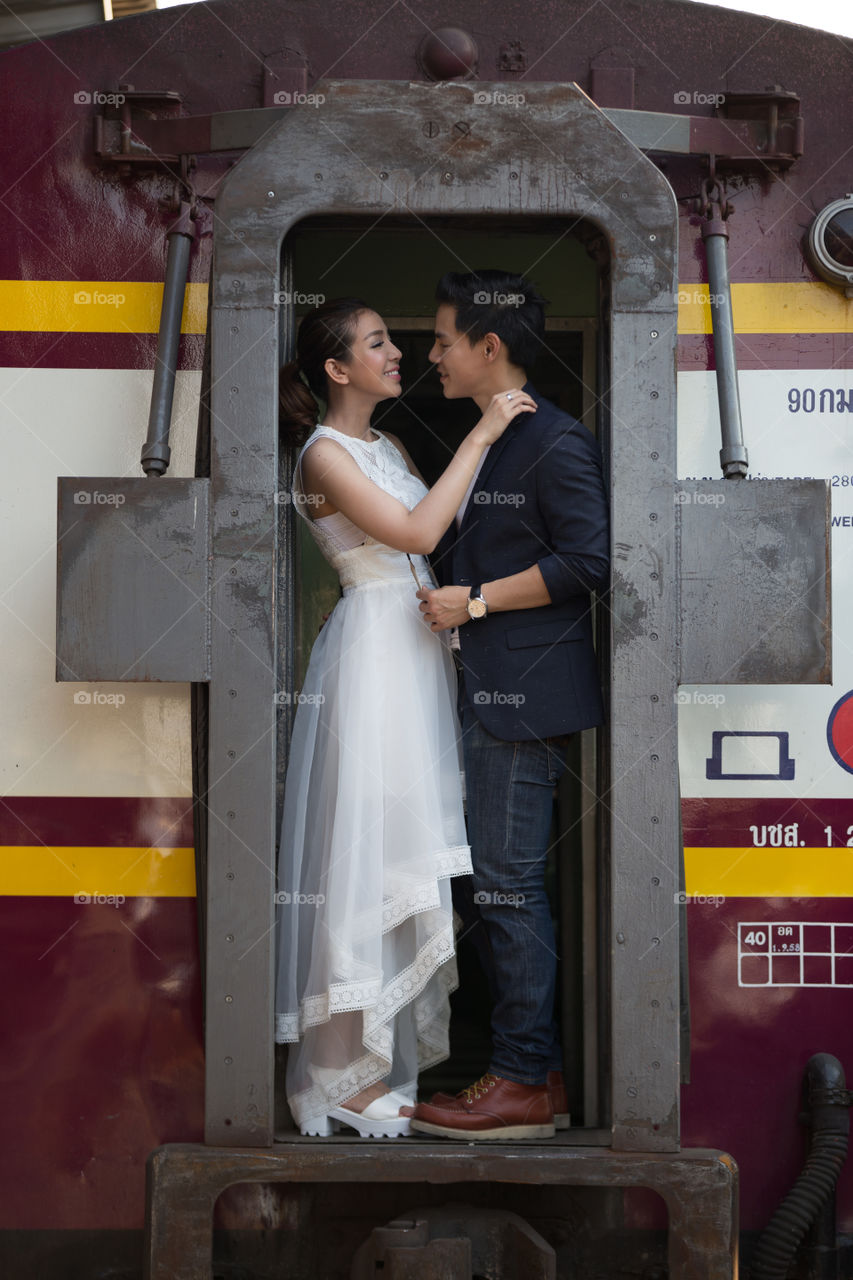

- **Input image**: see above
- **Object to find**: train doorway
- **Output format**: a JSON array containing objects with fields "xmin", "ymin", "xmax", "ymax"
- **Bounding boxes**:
[
  {"xmin": 277, "ymin": 218, "xmax": 606, "ymax": 1133},
  {"xmin": 139, "ymin": 72, "xmax": 749, "ymax": 1280},
  {"xmin": 201, "ymin": 76, "xmax": 680, "ymax": 1155}
]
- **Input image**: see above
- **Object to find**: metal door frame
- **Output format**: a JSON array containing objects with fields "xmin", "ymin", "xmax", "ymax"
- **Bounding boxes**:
[{"xmin": 206, "ymin": 78, "xmax": 679, "ymax": 1150}]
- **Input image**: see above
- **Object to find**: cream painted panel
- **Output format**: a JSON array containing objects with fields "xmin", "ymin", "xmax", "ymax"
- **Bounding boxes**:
[
  {"xmin": 0, "ymin": 368, "xmax": 201, "ymax": 796},
  {"xmin": 677, "ymin": 369, "xmax": 853, "ymax": 800}
]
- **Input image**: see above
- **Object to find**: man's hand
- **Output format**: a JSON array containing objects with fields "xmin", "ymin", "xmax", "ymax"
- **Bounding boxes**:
[{"xmin": 416, "ymin": 585, "xmax": 470, "ymax": 631}]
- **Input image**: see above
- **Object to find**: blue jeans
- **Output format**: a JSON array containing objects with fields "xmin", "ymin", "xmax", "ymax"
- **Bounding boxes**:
[{"xmin": 455, "ymin": 701, "xmax": 572, "ymax": 1085}]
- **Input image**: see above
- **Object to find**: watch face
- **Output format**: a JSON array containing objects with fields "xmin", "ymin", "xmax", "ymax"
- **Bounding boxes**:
[{"xmin": 467, "ymin": 596, "xmax": 488, "ymax": 619}]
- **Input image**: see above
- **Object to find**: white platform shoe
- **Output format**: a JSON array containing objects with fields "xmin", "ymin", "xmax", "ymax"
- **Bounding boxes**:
[{"xmin": 300, "ymin": 1086, "xmax": 413, "ymax": 1138}]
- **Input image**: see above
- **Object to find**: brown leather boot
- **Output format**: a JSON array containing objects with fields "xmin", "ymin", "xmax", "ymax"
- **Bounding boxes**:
[
  {"xmin": 547, "ymin": 1070, "xmax": 571, "ymax": 1130},
  {"xmin": 429, "ymin": 1068, "xmax": 570, "ymax": 1129},
  {"xmin": 411, "ymin": 1073, "xmax": 555, "ymax": 1140}
]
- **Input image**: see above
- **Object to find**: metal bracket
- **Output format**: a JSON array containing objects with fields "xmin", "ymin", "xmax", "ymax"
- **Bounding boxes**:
[
  {"xmin": 605, "ymin": 85, "xmax": 803, "ymax": 170},
  {"xmin": 90, "ymin": 84, "xmax": 803, "ymax": 174},
  {"xmin": 93, "ymin": 84, "xmax": 185, "ymax": 174},
  {"xmin": 676, "ymin": 479, "xmax": 831, "ymax": 685},
  {"xmin": 56, "ymin": 477, "xmax": 211, "ymax": 683},
  {"xmin": 719, "ymin": 86, "xmax": 804, "ymax": 162}
]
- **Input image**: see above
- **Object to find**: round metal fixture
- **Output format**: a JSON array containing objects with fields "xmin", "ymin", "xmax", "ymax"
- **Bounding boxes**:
[
  {"xmin": 807, "ymin": 195, "xmax": 853, "ymax": 296},
  {"xmin": 417, "ymin": 27, "xmax": 478, "ymax": 80}
]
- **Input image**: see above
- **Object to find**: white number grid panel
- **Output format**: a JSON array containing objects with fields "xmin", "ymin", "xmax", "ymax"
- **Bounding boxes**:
[{"xmin": 738, "ymin": 922, "xmax": 853, "ymax": 987}]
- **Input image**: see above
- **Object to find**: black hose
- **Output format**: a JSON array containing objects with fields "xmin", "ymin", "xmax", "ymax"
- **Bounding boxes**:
[{"xmin": 750, "ymin": 1054, "xmax": 850, "ymax": 1279}]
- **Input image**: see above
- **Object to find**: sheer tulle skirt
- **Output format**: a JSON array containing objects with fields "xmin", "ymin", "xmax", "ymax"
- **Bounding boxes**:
[{"xmin": 274, "ymin": 576, "xmax": 471, "ymax": 1129}]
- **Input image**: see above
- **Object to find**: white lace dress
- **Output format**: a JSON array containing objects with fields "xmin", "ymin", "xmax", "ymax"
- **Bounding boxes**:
[{"xmin": 274, "ymin": 425, "xmax": 471, "ymax": 1131}]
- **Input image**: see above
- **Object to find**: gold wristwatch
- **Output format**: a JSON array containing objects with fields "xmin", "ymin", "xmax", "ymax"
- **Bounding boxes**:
[{"xmin": 466, "ymin": 584, "xmax": 488, "ymax": 620}]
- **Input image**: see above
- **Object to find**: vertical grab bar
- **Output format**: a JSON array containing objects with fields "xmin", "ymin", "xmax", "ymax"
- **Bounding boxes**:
[{"xmin": 141, "ymin": 200, "xmax": 196, "ymax": 477}]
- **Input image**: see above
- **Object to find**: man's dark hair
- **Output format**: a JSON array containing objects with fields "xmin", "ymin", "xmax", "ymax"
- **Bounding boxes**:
[{"xmin": 435, "ymin": 269, "xmax": 547, "ymax": 370}]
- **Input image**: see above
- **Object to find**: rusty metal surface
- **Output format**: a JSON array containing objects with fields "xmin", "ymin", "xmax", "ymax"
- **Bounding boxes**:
[
  {"xmin": 206, "ymin": 76, "xmax": 680, "ymax": 1151},
  {"xmin": 677, "ymin": 479, "xmax": 831, "ymax": 685},
  {"xmin": 144, "ymin": 1141, "xmax": 738, "ymax": 1280},
  {"xmin": 212, "ymin": 79, "xmax": 678, "ymax": 315},
  {"xmin": 383, "ymin": 1239, "xmax": 471, "ymax": 1278},
  {"xmin": 56, "ymin": 477, "xmax": 211, "ymax": 682},
  {"xmin": 355, "ymin": 1226, "xmax": 471, "ymax": 1280},
  {"xmin": 94, "ymin": 100, "xmax": 802, "ymax": 167},
  {"xmin": 352, "ymin": 1206, "xmax": 555, "ymax": 1279}
]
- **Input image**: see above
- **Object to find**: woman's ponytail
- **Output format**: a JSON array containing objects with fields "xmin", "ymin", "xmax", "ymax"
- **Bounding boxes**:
[{"xmin": 279, "ymin": 359, "xmax": 319, "ymax": 444}]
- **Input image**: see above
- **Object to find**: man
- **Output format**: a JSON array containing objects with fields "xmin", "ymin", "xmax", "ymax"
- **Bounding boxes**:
[{"xmin": 410, "ymin": 269, "xmax": 609, "ymax": 1140}]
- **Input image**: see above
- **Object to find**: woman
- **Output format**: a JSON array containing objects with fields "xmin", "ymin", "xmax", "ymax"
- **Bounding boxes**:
[{"xmin": 274, "ymin": 297, "xmax": 535, "ymax": 1137}]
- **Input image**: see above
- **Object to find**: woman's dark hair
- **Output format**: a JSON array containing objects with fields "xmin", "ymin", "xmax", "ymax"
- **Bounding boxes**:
[
  {"xmin": 279, "ymin": 297, "xmax": 372, "ymax": 443},
  {"xmin": 435, "ymin": 269, "xmax": 547, "ymax": 371}
]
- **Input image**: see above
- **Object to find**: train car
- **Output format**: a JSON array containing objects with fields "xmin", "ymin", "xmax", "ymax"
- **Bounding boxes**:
[{"xmin": 0, "ymin": 0, "xmax": 851, "ymax": 1275}]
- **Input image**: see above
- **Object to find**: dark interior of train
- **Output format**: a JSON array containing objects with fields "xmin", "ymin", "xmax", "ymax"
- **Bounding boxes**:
[{"xmin": 275, "ymin": 217, "xmax": 607, "ymax": 1133}]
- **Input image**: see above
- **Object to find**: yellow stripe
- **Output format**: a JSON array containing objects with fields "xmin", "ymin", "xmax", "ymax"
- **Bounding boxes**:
[
  {"xmin": 0, "ymin": 281, "xmax": 208, "ymax": 334},
  {"xmin": 1, "ymin": 846, "xmax": 196, "ymax": 896},
  {"xmin": 686, "ymin": 847, "xmax": 853, "ymax": 897},
  {"xmin": 0, "ymin": 280, "xmax": 851, "ymax": 337},
  {"xmin": 678, "ymin": 282, "xmax": 853, "ymax": 335}
]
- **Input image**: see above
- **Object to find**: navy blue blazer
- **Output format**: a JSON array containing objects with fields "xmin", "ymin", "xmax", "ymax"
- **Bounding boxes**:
[{"xmin": 431, "ymin": 383, "xmax": 609, "ymax": 741}]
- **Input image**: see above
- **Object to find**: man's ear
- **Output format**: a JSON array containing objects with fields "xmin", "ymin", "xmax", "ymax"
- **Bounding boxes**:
[
  {"xmin": 482, "ymin": 332, "xmax": 502, "ymax": 363},
  {"xmin": 324, "ymin": 356, "xmax": 349, "ymax": 386}
]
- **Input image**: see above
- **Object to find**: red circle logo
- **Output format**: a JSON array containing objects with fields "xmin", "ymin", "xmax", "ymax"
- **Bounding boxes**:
[{"xmin": 827, "ymin": 691, "xmax": 853, "ymax": 774}]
